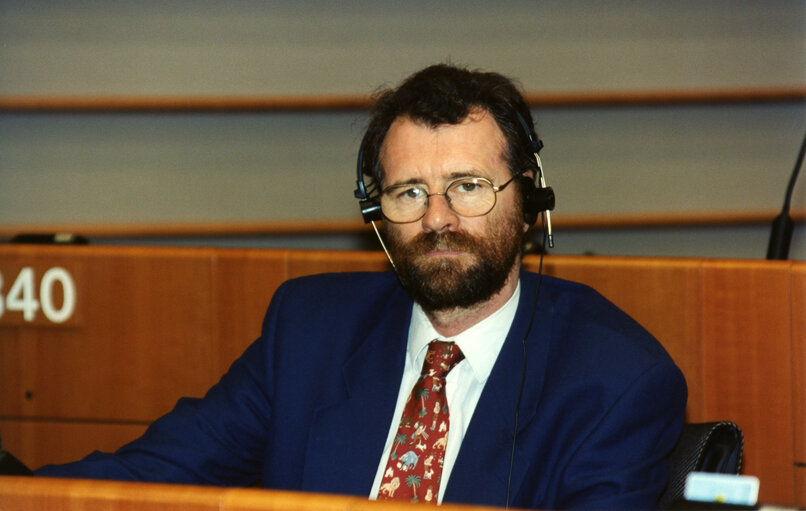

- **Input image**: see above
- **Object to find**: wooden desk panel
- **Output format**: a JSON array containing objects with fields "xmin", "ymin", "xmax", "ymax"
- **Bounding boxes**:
[
  {"xmin": 1, "ymin": 246, "xmax": 803, "ymax": 506},
  {"xmin": 0, "ymin": 476, "xmax": 505, "ymax": 511},
  {"xmin": 792, "ymin": 265, "xmax": 806, "ymax": 505},
  {"xmin": 700, "ymin": 260, "xmax": 795, "ymax": 503},
  {"xmin": 0, "ymin": 246, "xmax": 219, "ymax": 423},
  {"xmin": 211, "ymin": 250, "xmax": 289, "ymax": 377},
  {"xmin": 0, "ymin": 476, "xmax": 226, "ymax": 511}
]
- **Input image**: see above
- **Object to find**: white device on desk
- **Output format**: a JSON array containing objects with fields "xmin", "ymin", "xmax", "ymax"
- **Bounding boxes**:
[{"xmin": 685, "ymin": 472, "xmax": 759, "ymax": 507}]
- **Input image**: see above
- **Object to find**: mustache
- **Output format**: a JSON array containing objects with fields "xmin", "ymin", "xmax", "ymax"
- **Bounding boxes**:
[{"xmin": 406, "ymin": 230, "xmax": 479, "ymax": 254}]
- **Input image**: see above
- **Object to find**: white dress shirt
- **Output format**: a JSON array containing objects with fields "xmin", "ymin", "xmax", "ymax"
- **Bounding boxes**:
[{"xmin": 369, "ymin": 280, "xmax": 521, "ymax": 503}]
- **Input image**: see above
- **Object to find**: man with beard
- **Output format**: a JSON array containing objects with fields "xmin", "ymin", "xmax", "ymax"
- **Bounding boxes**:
[{"xmin": 36, "ymin": 64, "xmax": 687, "ymax": 510}]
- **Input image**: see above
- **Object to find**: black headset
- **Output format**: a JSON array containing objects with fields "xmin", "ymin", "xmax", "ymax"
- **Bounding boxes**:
[
  {"xmin": 512, "ymin": 111, "xmax": 555, "ymax": 226},
  {"xmin": 353, "ymin": 140, "xmax": 384, "ymax": 223},
  {"xmin": 353, "ymin": 111, "xmax": 555, "ymax": 227}
]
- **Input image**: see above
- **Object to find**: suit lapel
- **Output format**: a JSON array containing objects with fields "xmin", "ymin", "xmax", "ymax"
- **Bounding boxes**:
[
  {"xmin": 301, "ymin": 287, "xmax": 413, "ymax": 497},
  {"xmin": 444, "ymin": 272, "xmax": 553, "ymax": 507}
]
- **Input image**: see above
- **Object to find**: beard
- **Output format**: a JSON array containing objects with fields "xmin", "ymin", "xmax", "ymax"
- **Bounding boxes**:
[{"xmin": 384, "ymin": 213, "xmax": 524, "ymax": 312}]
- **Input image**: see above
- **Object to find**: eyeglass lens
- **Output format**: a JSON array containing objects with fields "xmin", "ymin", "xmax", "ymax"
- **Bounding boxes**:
[{"xmin": 380, "ymin": 177, "xmax": 498, "ymax": 223}]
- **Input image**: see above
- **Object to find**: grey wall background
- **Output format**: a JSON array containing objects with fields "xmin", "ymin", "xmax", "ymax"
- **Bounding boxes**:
[{"xmin": 1, "ymin": 1, "xmax": 804, "ymax": 258}]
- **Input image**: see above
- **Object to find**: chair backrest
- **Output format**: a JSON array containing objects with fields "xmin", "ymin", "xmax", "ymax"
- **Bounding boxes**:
[
  {"xmin": 657, "ymin": 421, "xmax": 744, "ymax": 509},
  {"xmin": 0, "ymin": 450, "xmax": 32, "ymax": 476}
]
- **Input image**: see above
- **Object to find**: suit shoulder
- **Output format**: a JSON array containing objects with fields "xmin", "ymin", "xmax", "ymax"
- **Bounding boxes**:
[
  {"xmin": 277, "ymin": 271, "xmax": 399, "ymax": 301},
  {"xmin": 523, "ymin": 271, "xmax": 610, "ymax": 303},
  {"xmin": 264, "ymin": 271, "xmax": 406, "ymax": 330},
  {"xmin": 523, "ymin": 271, "xmax": 677, "ymax": 367},
  {"xmin": 520, "ymin": 272, "xmax": 686, "ymax": 414},
  {"xmin": 257, "ymin": 269, "xmax": 407, "ymax": 351},
  {"xmin": 529, "ymin": 272, "xmax": 648, "ymax": 332}
]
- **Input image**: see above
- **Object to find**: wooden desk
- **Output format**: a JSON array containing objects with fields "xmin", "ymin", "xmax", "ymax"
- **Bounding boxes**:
[
  {"xmin": 0, "ymin": 475, "xmax": 506, "ymax": 511},
  {"xmin": 0, "ymin": 245, "xmax": 803, "ymax": 506}
]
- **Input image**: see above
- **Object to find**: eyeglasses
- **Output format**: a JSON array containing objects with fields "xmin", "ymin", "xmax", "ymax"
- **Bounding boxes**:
[{"xmin": 380, "ymin": 175, "xmax": 517, "ymax": 224}]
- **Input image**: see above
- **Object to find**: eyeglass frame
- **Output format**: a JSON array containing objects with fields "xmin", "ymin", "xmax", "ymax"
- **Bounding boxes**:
[{"xmin": 379, "ymin": 174, "xmax": 519, "ymax": 224}]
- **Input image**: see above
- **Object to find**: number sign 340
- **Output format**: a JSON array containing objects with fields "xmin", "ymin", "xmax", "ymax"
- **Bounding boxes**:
[{"xmin": 0, "ymin": 267, "xmax": 77, "ymax": 324}]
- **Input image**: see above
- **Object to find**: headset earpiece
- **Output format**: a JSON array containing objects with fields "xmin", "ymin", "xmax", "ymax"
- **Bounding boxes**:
[
  {"xmin": 513, "ymin": 112, "xmax": 555, "ymax": 227},
  {"xmin": 359, "ymin": 198, "xmax": 383, "ymax": 223},
  {"xmin": 354, "ymin": 144, "xmax": 385, "ymax": 223},
  {"xmin": 520, "ymin": 175, "xmax": 555, "ymax": 226}
]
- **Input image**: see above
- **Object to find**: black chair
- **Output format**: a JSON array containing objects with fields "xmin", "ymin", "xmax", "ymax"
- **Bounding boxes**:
[
  {"xmin": 0, "ymin": 449, "xmax": 32, "ymax": 476},
  {"xmin": 658, "ymin": 421, "xmax": 744, "ymax": 509},
  {"xmin": 0, "ymin": 432, "xmax": 32, "ymax": 476}
]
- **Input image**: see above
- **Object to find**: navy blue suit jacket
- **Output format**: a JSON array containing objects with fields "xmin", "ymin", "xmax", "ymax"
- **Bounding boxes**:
[{"xmin": 37, "ymin": 270, "xmax": 686, "ymax": 510}]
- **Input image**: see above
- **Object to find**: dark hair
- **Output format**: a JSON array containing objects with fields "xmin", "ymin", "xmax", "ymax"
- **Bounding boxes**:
[{"xmin": 359, "ymin": 63, "xmax": 540, "ymax": 192}]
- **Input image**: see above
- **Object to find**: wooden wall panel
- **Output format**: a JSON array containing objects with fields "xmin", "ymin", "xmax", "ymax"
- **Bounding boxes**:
[
  {"xmin": 538, "ymin": 256, "xmax": 704, "ymax": 419},
  {"xmin": 0, "ymin": 419, "xmax": 147, "ymax": 470},
  {"xmin": 210, "ymin": 250, "xmax": 289, "ymax": 377},
  {"xmin": 792, "ymin": 265, "xmax": 806, "ymax": 506},
  {"xmin": 0, "ymin": 246, "xmax": 219, "ymax": 423},
  {"xmin": 700, "ymin": 260, "xmax": 794, "ymax": 504}
]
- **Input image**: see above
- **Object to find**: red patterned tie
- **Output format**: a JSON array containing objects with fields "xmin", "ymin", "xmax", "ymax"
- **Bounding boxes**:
[{"xmin": 377, "ymin": 341, "xmax": 464, "ymax": 504}]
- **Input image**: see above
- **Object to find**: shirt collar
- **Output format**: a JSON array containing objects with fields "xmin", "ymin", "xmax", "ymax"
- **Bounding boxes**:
[{"xmin": 408, "ymin": 279, "xmax": 521, "ymax": 383}]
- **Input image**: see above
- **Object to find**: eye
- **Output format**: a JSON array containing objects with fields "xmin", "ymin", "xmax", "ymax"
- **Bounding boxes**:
[
  {"xmin": 394, "ymin": 186, "xmax": 425, "ymax": 201},
  {"xmin": 457, "ymin": 182, "xmax": 479, "ymax": 193},
  {"xmin": 451, "ymin": 178, "xmax": 487, "ymax": 195}
]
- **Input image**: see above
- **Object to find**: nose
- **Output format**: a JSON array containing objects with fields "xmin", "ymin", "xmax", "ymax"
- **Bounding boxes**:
[{"xmin": 421, "ymin": 193, "xmax": 459, "ymax": 233}]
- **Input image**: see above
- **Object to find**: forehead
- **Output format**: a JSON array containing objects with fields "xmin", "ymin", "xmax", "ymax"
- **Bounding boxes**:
[{"xmin": 379, "ymin": 110, "xmax": 508, "ymax": 185}]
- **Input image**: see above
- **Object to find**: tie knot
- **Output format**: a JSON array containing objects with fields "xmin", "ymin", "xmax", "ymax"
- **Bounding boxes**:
[{"xmin": 423, "ymin": 340, "xmax": 464, "ymax": 379}]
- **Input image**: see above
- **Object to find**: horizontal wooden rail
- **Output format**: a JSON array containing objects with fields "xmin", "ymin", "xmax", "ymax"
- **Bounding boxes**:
[
  {"xmin": 525, "ymin": 87, "xmax": 806, "ymax": 107},
  {"xmin": 0, "ymin": 475, "xmax": 506, "ymax": 511},
  {"xmin": 0, "ymin": 87, "xmax": 804, "ymax": 112},
  {"xmin": 556, "ymin": 209, "xmax": 806, "ymax": 229},
  {"xmin": 0, "ymin": 210, "xmax": 803, "ymax": 240}
]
